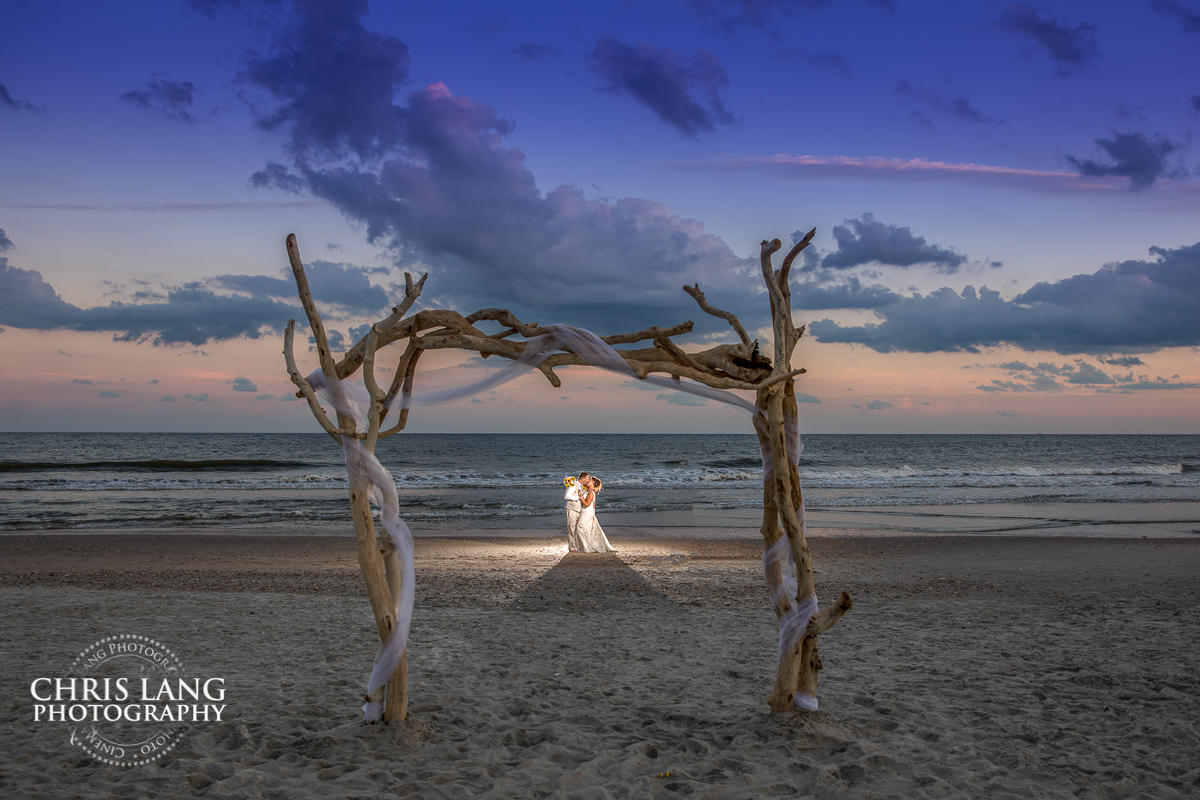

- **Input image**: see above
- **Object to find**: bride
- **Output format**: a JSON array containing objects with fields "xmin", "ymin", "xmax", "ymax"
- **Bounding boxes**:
[{"xmin": 577, "ymin": 475, "xmax": 617, "ymax": 553}]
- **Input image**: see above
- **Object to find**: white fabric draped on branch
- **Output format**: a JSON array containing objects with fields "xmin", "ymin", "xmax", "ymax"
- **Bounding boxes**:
[{"xmin": 310, "ymin": 323, "xmax": 817, "ymax": 719}]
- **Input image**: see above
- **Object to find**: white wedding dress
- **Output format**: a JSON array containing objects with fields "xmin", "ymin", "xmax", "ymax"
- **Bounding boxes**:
[{"xmin": 576, "ymin": 495, "xmax": 617, "ymax": 553}]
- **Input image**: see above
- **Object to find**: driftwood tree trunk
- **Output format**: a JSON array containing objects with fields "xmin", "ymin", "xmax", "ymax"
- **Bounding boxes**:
[
  {"xmin": 284, "ymin": 235, "xmax": 418, "ymax": 720},
  {"xmin": 282, "ymin": 228, "xmax": 851, "ymax": 720},
  {"xmin": 746, "ymin": 236, "xmax": 852, "ymax": 710}
]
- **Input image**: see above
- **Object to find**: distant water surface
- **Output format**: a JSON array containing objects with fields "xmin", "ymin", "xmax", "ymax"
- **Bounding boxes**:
[{"xmin": 1, "ymin": 433, "xmax": 1198, "ymax": 536}]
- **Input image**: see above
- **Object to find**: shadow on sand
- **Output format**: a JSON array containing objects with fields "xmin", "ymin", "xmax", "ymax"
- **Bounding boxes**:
[{"xmin": 510, "ymin": 553, "xmax": 677, "ymax": 612}]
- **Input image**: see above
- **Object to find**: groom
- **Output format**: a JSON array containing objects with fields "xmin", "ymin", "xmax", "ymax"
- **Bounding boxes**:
[{"xmin": 564, "ymin": 471, "xmax": 590, "ymax": 552}]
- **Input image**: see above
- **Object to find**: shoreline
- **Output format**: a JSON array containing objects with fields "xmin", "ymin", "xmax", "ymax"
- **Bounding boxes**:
[{"xmin": 4, "ymin": 496, "xmax": 1199, "ymax": 539}]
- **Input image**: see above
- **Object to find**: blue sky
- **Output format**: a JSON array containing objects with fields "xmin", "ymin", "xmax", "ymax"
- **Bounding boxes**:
[{"xmin": 1, "ymin": 0, "xmax": 1198, "ymax": 433}]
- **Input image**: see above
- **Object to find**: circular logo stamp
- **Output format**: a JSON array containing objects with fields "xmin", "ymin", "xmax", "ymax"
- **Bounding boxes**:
[{"xmin": 30, "ymin": 633, "xmax": 227, "ymax": 768}]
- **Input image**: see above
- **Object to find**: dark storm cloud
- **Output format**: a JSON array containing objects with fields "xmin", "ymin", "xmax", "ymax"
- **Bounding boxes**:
[
  {"xmin": 865, "ymin": 400, "xmax": 891, "ymax": 410},
  {"xmin": 1100, "ymin": 355, "xmax": 1144, "ymax": 367},
  {"xmin": 895, "ymin": 81, "xmax": 999, "ymax": 125},
  {"xmin": 993, "ymin": 359, "xmax": 1115, "ymax": 385},
  {"xmin": 0, "ymin": 253, "xmax": 395, "ymax": 345},
  {"xmin": 251, "ymin": 80, "xmax": 761, "ymax": 333},
  {"xmin": 91, "ymin": 285, "xmax": 295, "ymax": 345},
  {"xmin": 231, "ymin": 377, "xmax": 258, "ymax": 392},
  {"xmin": 810, "ymin": 242, "xmax": 1200, "ymax": 355},
  {"xmin": 980, "ymin": 358, "xmax": 1198, "ymax": 392},
  {"xmin": 790, "ymin": 277, "xmax": 900, "ymax": 310},
  {"xmin": 99, "ymin": 391, "xmax": 121, "ymax": 398},
  {"xmin": 231, "ymin": 2, "xmax": 817, "ymax": 334},
  {"xmin": 1065, "ymin": 131, "xmax": 1185, "ymax": 190},
  {"xmin": 509, "ymin": 43, "xmax": 558, "ymax": 62},
  {"xmin": 0, "ymin": 228, "xmax": 13, "ymax": 252},
  {"xmin": 312, "ymin": 329, "xmax": 346, "ymax": 353},
  {"xmin": 0, "ymin": 83, "xmax": 44, "ymax": 112},
  {"xmin": 820, "ymin": 214, "xmax": 967, "ymax": 272},
  {"xmin": 996, "ymin": 4, "xmax": 1099, "ymax": 75},
  {"xmin": 0, "ymin": 256, "xmax": 293, "ymax": 345},
  {"xmin": 1151, "ymin": 0, "xmax": 1200, "ymax": 33},
  {"xmin": 1064, "ymin": 361, "xmax": 1116, "ymax": 384},
  {"xmin": 241, "ymin": 0, "xmax": 411, "ymax": 159},
  {"xmin": 0, "ymin": 258, "xmax": 80, "ymax": 327},
  {"xmin": 589, "ymin": 36, "xmax": 736, "ymax": 138},
  {"xmin": 212, "ymin": 260, "xmax": 390, "ymax": 313},
  {"xmin": 119, "ymin": 79, "xmax": 197, "ymax": 122}
]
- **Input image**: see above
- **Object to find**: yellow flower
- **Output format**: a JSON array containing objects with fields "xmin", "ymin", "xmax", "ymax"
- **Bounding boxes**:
[{"xmin": 563, "ymin": 476, "xmax": 576, "ymax": 487}]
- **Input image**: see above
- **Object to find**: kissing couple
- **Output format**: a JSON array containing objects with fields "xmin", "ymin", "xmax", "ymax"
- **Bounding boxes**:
[{"xmin": 563, "ymin": 472, "xmax": 618, "ymax": 553}]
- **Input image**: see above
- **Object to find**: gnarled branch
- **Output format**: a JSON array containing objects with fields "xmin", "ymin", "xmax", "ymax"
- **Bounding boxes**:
[{"xmin": 683, "ymin": 283, "xmax": 751, "ymax": 347}]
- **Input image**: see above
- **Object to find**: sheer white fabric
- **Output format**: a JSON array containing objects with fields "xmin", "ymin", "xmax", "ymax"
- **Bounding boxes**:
[
  {"xmin": 576, "ymin": 499, "xmax": 617, "ymax": 553},
  {"xmin": 307, "ymin": 372, "xmax": 415, "ymax": 723},
  {"xmin": 304, "ymin": 322, "xmax": 814, "ymax": 718}
]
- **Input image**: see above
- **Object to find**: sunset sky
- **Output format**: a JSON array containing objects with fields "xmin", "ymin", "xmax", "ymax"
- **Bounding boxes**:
[{"xmin": 2, "ymin": 0, "xmax": 1198, "ymax": 433}]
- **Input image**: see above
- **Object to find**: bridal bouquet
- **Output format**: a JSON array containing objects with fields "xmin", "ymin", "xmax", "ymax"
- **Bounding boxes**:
[{"xmin": 563, "ymin": 475, "xmax": 576, "ymax": 488}]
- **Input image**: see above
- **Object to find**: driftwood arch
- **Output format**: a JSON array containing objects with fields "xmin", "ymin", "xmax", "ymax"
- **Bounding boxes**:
[{"xmin": 283, "ymin": 232, "xmax": 852, "ymax": 722}]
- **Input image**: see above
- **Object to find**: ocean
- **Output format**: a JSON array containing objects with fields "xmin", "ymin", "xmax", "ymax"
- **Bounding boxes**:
[{"xmin": 1, "ymin": 433, "xmax": 1198, "ymax": 536}]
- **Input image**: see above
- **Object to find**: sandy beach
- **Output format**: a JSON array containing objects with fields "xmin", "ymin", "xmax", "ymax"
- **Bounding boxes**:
[{"xmin": 2, "ymin": 532, "xmax": 1198, "ymax": 798}]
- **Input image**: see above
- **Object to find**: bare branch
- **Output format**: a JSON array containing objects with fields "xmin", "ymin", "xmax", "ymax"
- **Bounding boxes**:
[
  {"xmin": 283, "ymin": 320, "xmax": 345, "ymax": 441},
  {"xmin": 654, "ymin": 335, "xmax": 706, "ymax": 373},
  {"xmin": 603, "ymin": 321, "xmax": 693, "ymax": 345},
  {"xmin": 757, "ymin": 368, "xmax": 807, "ymax": 389},
  {"xmin": 383, "ymin": 339, "xmax": 418, "ymax": 411},
  {"xmin": 362, "ymin": 329, "xmax": 386, "ymax": 448},
  {"xmin": 488, "ymin": 327, "xmax": 520, "ymax": 340},
  {"xmin": 536, "ymin": 349, "xmax": 761, "ymax": 389},
  {"xmin": 379, "ymin": 341, "xmax": 423, "ymax": 439},
  {"xmin": 760, "ymin": 238, "xmax": 784, "ymax": 307},
  {"xmin": 392, "ymin": 272, "xmax": 427, "ymax": 319},
  {"xmin": 286, "ymin": 234, "xmax": 340, "ymax": 380},
  {"xmin": 362, "ymin": 329, "xmax": 385, "ymax": 404},
  {"xmin": 807, "ymin": 592, "xmax": 853, "ymax": 636},
  {"xmin": 465, "ymin": 308, "xmax": 545, "ymax": 336},
  {"xmin": 779, "ymin": 228, "xmax": 816, "ymax": 294},
  {"xmin": 682, "ymin": 284, "xmax": 752, "ymax": 347}
]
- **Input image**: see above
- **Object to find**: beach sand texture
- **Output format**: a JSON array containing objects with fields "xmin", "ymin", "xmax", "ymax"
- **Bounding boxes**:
[{"xmin": 2, "ymin": 534, "xmax": 1198, "ymax": 798}]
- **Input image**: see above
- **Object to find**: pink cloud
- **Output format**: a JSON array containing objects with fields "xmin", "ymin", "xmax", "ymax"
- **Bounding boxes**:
[{"xmin": 662, "ymin": 153, "xmax": 1200, "ymax": 194}]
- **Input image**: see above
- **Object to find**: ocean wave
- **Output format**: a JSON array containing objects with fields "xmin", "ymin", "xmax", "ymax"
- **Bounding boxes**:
[
  {"xmin": 0, "ymin": 461, "xmax": 1193, "ymax": 494},
  {"xmin": 0, "ymin": 458, "xmax": 317, "ymax": 473},
  {"xmin": 701, "ymin": 457, "xmax": 762, "ymax": 468}
]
